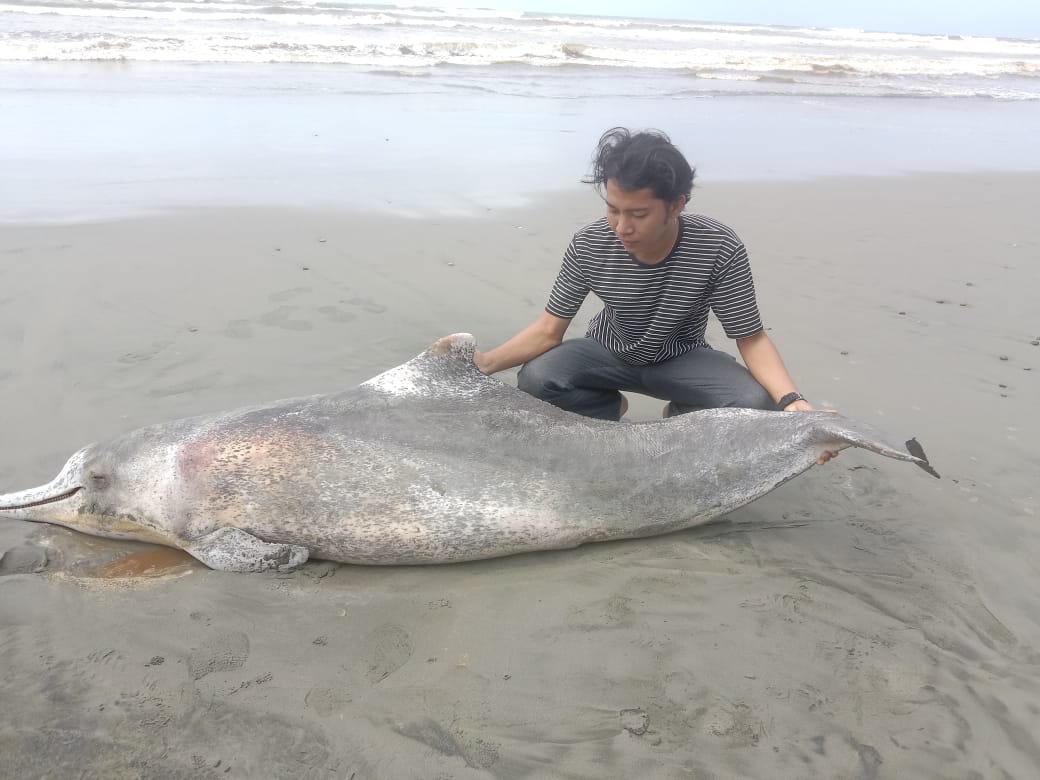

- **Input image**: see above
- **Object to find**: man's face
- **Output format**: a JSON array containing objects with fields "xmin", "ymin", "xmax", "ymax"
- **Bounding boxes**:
[{"xmin": 604, "ymin": 179, "xmax": 683, "ymax": 257}]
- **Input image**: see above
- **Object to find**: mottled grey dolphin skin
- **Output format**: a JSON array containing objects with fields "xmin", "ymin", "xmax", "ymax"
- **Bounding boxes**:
[{"xmin": 0, "ymin": 334, "xmax": 937, "ymax": 572}]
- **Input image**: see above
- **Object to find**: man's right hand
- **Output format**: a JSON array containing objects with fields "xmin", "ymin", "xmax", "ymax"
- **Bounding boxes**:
[{"xmin": 473, "ymin": 350, "xmax": 493, "ymax": 375}]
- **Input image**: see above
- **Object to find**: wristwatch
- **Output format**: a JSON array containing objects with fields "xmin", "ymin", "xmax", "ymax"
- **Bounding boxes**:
[{"xmin": 776, "ymin": 391, "xmax": 806, "ymax": 410}]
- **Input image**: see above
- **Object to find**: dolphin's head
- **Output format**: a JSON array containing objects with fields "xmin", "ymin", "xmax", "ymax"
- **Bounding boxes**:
[{"xmin": 0, "ymin": 442, "xmax": 178, "ymax": 545}]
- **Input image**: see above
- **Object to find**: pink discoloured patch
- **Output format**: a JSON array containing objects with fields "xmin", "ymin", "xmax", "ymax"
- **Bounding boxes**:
[{"xmin": 177, "ymin": 438, "xmax": 219, "ymax": 480}]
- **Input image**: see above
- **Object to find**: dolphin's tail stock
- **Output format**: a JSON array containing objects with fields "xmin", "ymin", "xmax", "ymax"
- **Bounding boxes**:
[{"xmin": 816, "ymin": 414, "xmax": 940, "ymax": 479}]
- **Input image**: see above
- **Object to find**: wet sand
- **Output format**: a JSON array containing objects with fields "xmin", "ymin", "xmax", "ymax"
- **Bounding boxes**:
[{"xmin": 1, "ymin": 173, "xmax": 1038, "ymax": 777}]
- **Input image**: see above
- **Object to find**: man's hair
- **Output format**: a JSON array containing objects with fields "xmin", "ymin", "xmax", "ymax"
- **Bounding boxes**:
[{"xmin": 583, "ymin": 127, "xmax": 695, "ymax": 203}]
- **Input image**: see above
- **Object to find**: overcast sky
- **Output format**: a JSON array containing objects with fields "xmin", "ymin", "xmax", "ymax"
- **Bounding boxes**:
[{"xmin": 432, "ymin": 0, "xmax": 1040, "ymax": 39}]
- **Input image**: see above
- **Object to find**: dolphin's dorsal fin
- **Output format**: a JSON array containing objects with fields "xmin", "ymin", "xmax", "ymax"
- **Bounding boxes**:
[
  {"xmin": 360, "ymin": 333, "xmax": 487, "ymax": 398},
  {"xmin": 424, "ymin": 333, "xmax": 477, "ymax": 363}
]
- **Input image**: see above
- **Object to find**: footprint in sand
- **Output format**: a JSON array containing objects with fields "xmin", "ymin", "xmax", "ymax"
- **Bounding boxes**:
[
  {"xmin": 186, "ymin": 631, "xmax": 250, "ymax": 681},
  {"xmin": 258, "ymin": 305, "xmax": 313, "ymax": 331},
  {"xmin": 620, "ymin": 708, "xmax": 649, "ymax": 735},
  {"xmin": 567, "ymin": 594, "xmax": 634, "ymax": 629},
  {"xmin": 304, "ymin": 686, "xmax": 354, "ymax": 716},
  {"xmin": 117, "ymin": 341, "xmax": 173, "ymax": 365},
  {"xmin": 363, "ymin": 623, "xmax": 413, "ymax": 684},
  {"xmin": 147, "ymin": 371, "xmax": 222, "ymax": 398},
  {"xmin": 344, "ymin": 295, "xmax": 387, "ymax": 315},
  {"xmin": 392, "ymin": 718, "xmax": 501, "ymax": 770},
  {"xmin": 0, "ymin": 543, "xmax": 52, "ymax": 575},
  {"xmin": 224, "ymin": 319, "xmax": 253, "ymax": 339},
  {"xmin": 268, "ymin": 287, "xmax": 312, "ymax": 303},
  {"xmin": 702, "ymin": 698, "xmax": 765, "ymax": 747},
  {"xmin": 317, "ymin": 305, "xmax": 356, "ymax": 324}
]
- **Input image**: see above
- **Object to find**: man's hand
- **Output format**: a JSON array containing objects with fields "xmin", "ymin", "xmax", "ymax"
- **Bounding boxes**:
[
  {"xmin": 473, "ymin": 350, "xmax": 492, "ymax": 375},
  {"xmin": 784, "ymin": 398, "xmax": 839, "ymax": 465}
]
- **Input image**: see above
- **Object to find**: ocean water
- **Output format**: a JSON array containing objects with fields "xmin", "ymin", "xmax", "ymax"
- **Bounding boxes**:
[
  {"xmin": 2, "ymin": 0, "xmax": 1039, "ymax": 100},
  {"xmin": 2, "ymin": 2, "xmax": 1040, "ymax": 222}
]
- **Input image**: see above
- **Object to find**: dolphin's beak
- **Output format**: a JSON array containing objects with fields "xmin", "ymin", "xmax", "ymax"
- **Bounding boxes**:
[
  {"xmin": 0, "ymin": 449, "xmax": 87, "ymax": 523},
  {"xmin": 0, "ymin": 481, "xmax": 82, "ymax": 519},
  {"xmin": 0, "ymin": 476, "xmax": 84, "ymax": 524}
]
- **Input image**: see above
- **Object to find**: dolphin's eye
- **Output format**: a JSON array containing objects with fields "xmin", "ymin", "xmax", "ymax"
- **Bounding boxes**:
[{"xmin": 89, "ymin": 473, "xmax": 109, "ymax": 489}]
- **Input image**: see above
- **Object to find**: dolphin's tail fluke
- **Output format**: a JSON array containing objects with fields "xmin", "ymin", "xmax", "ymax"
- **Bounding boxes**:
[{"xmin": 905, "ymin": 438, "xmax": 941, "ymax": 479}]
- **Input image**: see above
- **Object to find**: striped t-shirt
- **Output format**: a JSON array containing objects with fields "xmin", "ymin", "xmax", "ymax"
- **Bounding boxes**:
[{"xmin": 545, "ymin": 213, "xmax": 764, "ymax": 365}]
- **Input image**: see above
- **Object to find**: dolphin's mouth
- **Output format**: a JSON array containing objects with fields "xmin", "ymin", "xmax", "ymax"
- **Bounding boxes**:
[{"xmin": 0, "ymin": 486, "xmax": 82, "ymax": 511}]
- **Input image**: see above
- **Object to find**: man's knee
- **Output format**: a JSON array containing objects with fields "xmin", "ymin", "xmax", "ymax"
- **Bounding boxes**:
[
  {"xmin": 669, "ymin": 379, "xmax": 774, "ymax": 413},
  {"xmin": 517, "ymin": 357, "xmax": 561, "ymax": 399},
  {"xmin": 730, "ymin": 381, "xmax": 775, "ymax": 411}
]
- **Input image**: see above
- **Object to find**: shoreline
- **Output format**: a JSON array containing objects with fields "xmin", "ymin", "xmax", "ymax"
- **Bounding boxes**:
[{"xmin": 5, "ymin": 60, "xmax": 1040, "ymax": 225}]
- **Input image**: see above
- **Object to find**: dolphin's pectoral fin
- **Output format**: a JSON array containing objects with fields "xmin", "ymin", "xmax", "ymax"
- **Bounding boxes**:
[{"xmin": 183, "ymin": 527, "xmax": 309, "ymax": 573}]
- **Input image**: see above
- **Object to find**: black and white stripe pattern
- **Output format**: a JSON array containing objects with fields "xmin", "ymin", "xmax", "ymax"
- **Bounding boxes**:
[{"xmin": 546, "ymin": 213, "xmax": 763, "ymax": 365}]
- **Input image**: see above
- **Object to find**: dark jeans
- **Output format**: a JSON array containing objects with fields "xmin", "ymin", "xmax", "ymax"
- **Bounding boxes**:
[{"xmin": 517, "ymin": 337, "xmax": 775, "ymax": 421}]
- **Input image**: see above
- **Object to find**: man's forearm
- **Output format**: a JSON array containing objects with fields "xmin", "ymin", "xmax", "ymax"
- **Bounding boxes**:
[
  {"xmin": 476, "ymin": 329, "xmax": 561, "ymax": 374},
  {"xmin": 475, "ymin": 313, "xmax": 570, "ymax": 375},
  {"xmin": 736, "ymin": 331, "xmax": 799, "ymax": 405}
]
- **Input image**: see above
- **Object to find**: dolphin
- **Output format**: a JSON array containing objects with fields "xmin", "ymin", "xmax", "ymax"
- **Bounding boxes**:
[{"xmin": 0, "ymin": 334, "xmax": 937, "ymax": 572}]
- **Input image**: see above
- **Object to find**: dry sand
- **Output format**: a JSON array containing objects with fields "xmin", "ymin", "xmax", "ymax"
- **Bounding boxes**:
[{"xmin": 1, "ymin": 173, "xmax": 1038, "ymax": 778}]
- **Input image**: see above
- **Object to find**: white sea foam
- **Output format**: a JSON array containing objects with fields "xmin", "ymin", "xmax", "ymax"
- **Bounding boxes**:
[{"xmin": 0, "ymin": 1, "xmax": 1038, "ymax": 99}]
